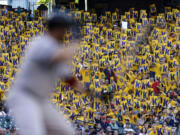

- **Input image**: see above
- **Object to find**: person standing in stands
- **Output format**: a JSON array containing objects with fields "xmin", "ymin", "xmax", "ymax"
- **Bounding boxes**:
[
  {"xmin": 152, "ymin": 79, "xmax": 162, "ymax": 95},
  {"xmin": 7, "ymin": 14, "xmax": 88, "ymax": 135}
]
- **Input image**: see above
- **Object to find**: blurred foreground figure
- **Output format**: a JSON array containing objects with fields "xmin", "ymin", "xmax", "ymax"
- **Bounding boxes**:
[{"xmin": 7, "ymin": 14, "xmax": 85, "ymax": 135}]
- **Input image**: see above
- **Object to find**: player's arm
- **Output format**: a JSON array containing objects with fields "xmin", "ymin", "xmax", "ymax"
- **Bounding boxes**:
[
  {"xmin": 51, "ymin": 45, "xmax": 77, "ymax": 64},
  {"xmin": 64, "ymin": 76, "xmax": 89, "ymax": 93}
]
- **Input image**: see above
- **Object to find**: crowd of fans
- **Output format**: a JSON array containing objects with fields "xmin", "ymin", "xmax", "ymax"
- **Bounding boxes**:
[{"xmin": 0, "ymin": 2, "xmax": 179, "ymax": 135}]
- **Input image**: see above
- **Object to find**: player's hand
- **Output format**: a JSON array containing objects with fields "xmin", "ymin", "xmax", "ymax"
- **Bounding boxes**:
[{"xmin": 73, "ymin": 82, "xmax": 89, "ymax": 94}]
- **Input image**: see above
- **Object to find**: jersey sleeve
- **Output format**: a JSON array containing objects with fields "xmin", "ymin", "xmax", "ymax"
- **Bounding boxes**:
[{"xmin": 30, "ymin": 38, "xmax": 58, "ymax": 69}]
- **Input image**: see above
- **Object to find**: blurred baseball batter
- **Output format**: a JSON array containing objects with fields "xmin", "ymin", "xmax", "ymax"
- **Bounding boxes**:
[{"xmin": 7, "ymin": 14, "xmax": 86, "ymax": 135}]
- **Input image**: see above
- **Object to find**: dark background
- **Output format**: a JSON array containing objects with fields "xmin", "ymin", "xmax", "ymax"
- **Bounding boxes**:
[{"xmin": 55, "ymin": 0, "xmax": 180, "ymax": 13}]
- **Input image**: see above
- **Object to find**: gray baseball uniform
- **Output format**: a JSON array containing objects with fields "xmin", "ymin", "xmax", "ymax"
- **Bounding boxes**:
[{"xmin": 7, "ymin": 34, "xmax": 74, "ymax": 135}]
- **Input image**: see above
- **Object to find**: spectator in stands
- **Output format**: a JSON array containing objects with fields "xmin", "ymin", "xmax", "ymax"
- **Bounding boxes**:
[
  {"xmin": 152, "ymin": 79, "xmax": 161, "ymax": 95},
  {"xmin": 139, "ymin": 127, "xmax": 148, "ymax": 135},
  {"xmin": 165, "ymin": 115, "xmax": 175, "ymax": 127},
  {"xmin": 100, "ymin": 116, "xmax": 109, "ymax": 131},
  {"xmin": 84, "ymin": 129, "xmax": 89, "ymax": 135},
  {"xmin": 97, "ymin": 128, "xmax": 105, "ymax": 135},
  {"xmin": 95, "ymin": 112, "xmax": 101, "ymax": 123},
  {"xmin": 109, "ymin": 119, "xmax": 119, "ymax": 130},
  {"xmin": 79, "ymin": 121, "xmax": 85, "ymax": 135}
]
